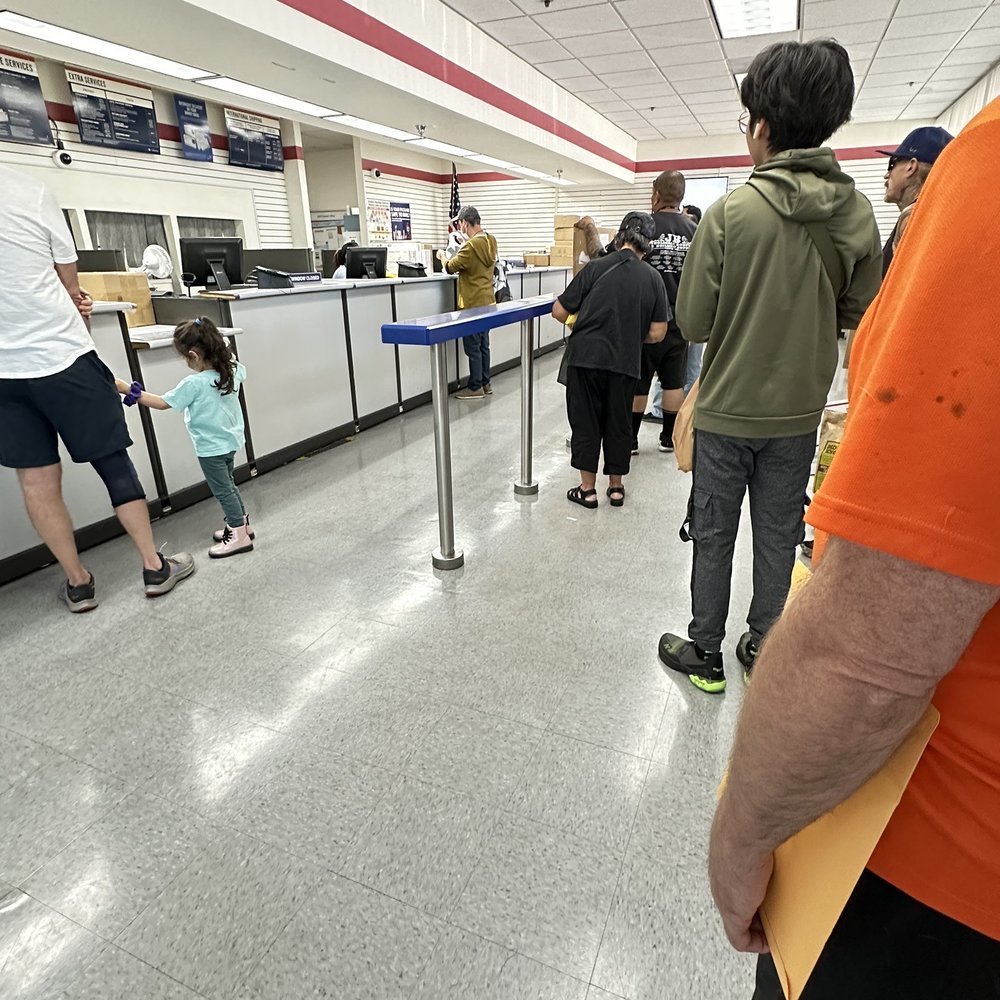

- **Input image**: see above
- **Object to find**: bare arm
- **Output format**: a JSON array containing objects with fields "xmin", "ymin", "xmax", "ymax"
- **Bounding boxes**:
[
  {"xmin": 710, "ymin": 535, "xmax": 999, "ymax": 952},
  {"xmin": 644, "ymin": 321, "xmax": 667, "ymax": 344},
  {"xmin": 54, "ymin": 262, "xmax": 93, "ymax": 319},
  {"xmin": 115, "ymin": 378, "xmax": 172, "ymax": 411},
  {"xmin": 552, "ymin": 300, "xmax": 571, "ymax": 324}
]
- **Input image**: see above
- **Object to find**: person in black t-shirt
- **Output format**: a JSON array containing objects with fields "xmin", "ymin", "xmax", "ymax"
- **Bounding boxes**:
[
  {"xmin": 632, "ymin": 171, "xmax": 698, "ymax": 454},
  {"xmin": 553, "ymin": 212, "xmax": 669, "ymax": 509}
]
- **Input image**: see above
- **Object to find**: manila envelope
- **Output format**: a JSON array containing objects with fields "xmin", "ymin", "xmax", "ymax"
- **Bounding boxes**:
[{"xmin": 759, "ymin": 704, "xmax": 940, "ymax": 999}]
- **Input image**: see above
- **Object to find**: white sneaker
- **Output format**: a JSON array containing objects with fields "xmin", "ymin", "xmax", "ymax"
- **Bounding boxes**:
[{"xmin": 209, "ymin": 523, "xmax": 254, "ymax": 559}]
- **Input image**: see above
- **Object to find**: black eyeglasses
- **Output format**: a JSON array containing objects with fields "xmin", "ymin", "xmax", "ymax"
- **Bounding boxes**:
[
  {"xmin": 888, "ymin": 156, "xmax": 902, "ymax": 171},
  {"xmin": 738, "ymin": 111, "xmax": 750, "ymax": 134}
]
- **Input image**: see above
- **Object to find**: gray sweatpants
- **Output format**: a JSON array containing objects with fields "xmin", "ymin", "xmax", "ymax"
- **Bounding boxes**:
[{"xmin": 688, "ymin": 428, "xmax": 815, "ymax": 651}]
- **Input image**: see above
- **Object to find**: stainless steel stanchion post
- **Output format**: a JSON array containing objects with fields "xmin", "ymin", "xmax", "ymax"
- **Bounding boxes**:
[
  {"xmin": 514, "ymin": 317, "xmax": 539, "ymax": 496},
  {"xmin": 429, "ymin": 342, "xmax": 464, "ymax": 569}
]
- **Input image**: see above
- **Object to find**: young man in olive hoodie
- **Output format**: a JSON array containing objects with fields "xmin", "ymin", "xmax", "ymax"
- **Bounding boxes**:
[{"xmin": 659, "ymin": 39, "xmax": 882, "ymax": 694}]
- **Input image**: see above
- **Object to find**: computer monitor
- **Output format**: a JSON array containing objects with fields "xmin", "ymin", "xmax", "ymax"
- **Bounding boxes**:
[
  {"xmin": 179, "ymin": 237, "xmax": 244, "ymax": 290},
  {"xmin": 242, "ymin": 248, "xmax": 314, "ymax": 279},
  {"xmin": 345, "ymin": 246, "xmax": 387, "ymax": 280},
  {"xmin": 76, "ymin": 248, "xmax": 127, "ymax": 271},
  {"xmin": 320, "ymin": 249, "xmax": 339, "ymax": 279}
]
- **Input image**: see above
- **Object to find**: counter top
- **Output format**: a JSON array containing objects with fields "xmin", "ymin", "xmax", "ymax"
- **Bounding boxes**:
[
  {"xmin": 130, "ymin": 324, "xmax": 242, "ymax": 350},
  {"xmin": 506, "ymin": 266, "xmax": 572, "ymax": 275},
  {"xmin": 200, "ymin": 274, "xmax": 456, "ymax": 301},
  {"xmin": 93, "ymin": 300, "xmax": 136, "ymax": 315}
]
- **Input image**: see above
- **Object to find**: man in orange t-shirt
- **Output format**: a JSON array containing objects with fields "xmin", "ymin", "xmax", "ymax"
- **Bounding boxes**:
[{"xmin": 708, "ymin": 97, "xmax": 1000, "ymax": 997}]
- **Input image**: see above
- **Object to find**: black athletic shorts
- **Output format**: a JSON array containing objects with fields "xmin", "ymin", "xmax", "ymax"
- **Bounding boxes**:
[
  {"xmin": 0, "ymin": 351, "xmax": 132, "ymax": 469},
  {"xmin": 636, "ymin": 328, "xmax": 687, "ymax": 395}
]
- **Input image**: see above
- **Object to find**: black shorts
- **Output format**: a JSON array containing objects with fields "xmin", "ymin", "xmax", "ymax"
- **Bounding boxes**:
[
  {"xmin": 636, "ymin": 329, "xmax": 687, "ymax": 395},
  {"xmin": 0, "ymin": 351, "xmax": 132, "ymax": 469}
]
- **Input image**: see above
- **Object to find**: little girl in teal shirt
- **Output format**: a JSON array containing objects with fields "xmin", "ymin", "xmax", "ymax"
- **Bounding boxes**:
[{"xmin": 117, "ymin": 317, "xmax": 253, "ymax": 559}]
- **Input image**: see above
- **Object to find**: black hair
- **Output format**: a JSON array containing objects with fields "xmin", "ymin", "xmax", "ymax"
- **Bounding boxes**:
[
  {"xmin": 740, "ymin": 39, "xmax": 854, "ymax": 152},
  {"xmin": 684, "ymin": 204, "xmax": 703, "ymax": 223},
  {"xmin": 615, "ymin": 211, "xmax": 655, "ymax": 256},
  {"xmin": 335, "ymin": 240, "xmax": 358, "ymax": 270},
  {"xmin": 173, "ymin": 317, "xmax": 237, "ymax": 395},
  {"xmin": 457, "ymin": 206, "xmax": 481, "ymax": 226}
]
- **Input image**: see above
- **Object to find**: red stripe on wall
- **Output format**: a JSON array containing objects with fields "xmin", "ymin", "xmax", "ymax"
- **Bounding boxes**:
[
  {"xmin": 278, "ymin": 0, "xmax": 634, "ymax": 171},
  {"xmin": 282, "ymin": 145, "xmax": 305, "ymax": 160}
]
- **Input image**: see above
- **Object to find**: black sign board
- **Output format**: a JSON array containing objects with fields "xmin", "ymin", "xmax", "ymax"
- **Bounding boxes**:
[
  {"xmin": 224, "ymin": 107, "xmax": 283, "ymax": 172},
  {"xmin": 0, "ymin": 51, "xmax": 52, "ymax": 146},
  {"xmin": 67, "ymin": 68, "xmax": 159, "ymax": 155}
]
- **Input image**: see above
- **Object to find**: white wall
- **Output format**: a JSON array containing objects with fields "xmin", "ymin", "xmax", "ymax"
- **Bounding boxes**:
[
  {"xmin": 938, "ymin": 63, "xmax": 1000, "ymax": 134},
  {"xmin": 0, "ymin": 54, "xmax": 296, "ymax": 253},
  {"xmin": 304, "ymin": 143, "xmax": 362, "ymax": 213}
]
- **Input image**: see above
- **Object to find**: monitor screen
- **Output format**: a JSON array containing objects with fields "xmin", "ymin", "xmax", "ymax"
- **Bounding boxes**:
[
  {"xmin": 76, "ymin": 248, "xmax": 127, "ymax": 272},
  {"xmin": 180, "ymin": 237, "xmax": 244, "ymax": 289},
  {"xmin": 345, "ymin": 246, "xmax": 387, "ymax": 280},
  {"xmin": 242, "ymin": 248, "xmax": 314, "ymax": 279}
]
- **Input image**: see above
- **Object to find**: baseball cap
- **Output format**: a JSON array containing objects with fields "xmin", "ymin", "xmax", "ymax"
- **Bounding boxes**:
[
  {"xmin": 877, "ymin": 126, "xmax": 954, "ymax": 165},
  {"xmin": 617, "ymin": 211, "xmax": 656, "ymax": 241}
]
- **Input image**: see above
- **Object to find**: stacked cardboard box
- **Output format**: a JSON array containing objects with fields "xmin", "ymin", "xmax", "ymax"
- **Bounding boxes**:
[
  {"xmin": 524, "ymin": 253, "xmax": 550, "ymax": 267},
  {"xmin": 550, "ymin": 214, "xmax": 578, "ymax": 268},
  {"xmin": 83, "ymin": 272, "xmax": 155, "ymax": 328}
]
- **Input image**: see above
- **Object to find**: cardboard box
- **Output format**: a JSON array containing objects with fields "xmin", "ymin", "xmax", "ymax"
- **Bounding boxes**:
[
  {"xmin": 549, "ymin": 248, "xmax": 574, "ymax": 266},
  {"xmin": 524, "ymin": 253, "xmax": 550, "ymax": 267},
  {"xmin": 83, "ymin": 272, "xmax": 154, "ymax": 328},
  {"xmin": 554, "ymin": 214, "xmax": 580, "ymax": 229},
  {"xmin": 554, "ymin": 225, "xmax": 576, "ymax": 243}
]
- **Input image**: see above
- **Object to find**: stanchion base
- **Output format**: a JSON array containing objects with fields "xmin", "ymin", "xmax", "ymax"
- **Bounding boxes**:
[
  {"xmin": 432, "ymin": 548, "xmax": 465, "ymax": 571},
  {"xmin": 513, "ymin": 482, "xmax": 539, "ymax": 496}
]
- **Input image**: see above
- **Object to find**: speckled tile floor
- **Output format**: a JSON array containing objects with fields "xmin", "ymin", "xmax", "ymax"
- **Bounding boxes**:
[{"xmin": 0, "ymin": 347, "xmax": 834, "ymax": 999}]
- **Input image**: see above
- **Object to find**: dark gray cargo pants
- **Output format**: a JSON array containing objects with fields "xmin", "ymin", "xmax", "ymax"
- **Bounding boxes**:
[{"xmin": 688, "ymin": 428, "xmax": 815, "ymax": 651}]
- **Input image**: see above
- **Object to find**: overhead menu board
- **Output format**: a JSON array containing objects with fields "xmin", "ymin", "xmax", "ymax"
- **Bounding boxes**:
[
  {"xmin": 224, "ymin": 107, "xmax": 283, "ymax": 171},
  {"xmin": 66, "ymin": 68, "xmax": 159, "ymax": 154},
  {"xmin": 0, "ymin": 51, "xmax": 52, "ymax": 146}
]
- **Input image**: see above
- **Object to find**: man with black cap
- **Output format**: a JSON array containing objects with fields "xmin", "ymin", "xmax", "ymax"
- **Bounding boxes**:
[
  {"xmin": 879, "ymin": 126, "xmax": 954, "ymax": 276},
  {"xmin": 553, "ymin": 212, "xmax": 668, "ymax": 509}
]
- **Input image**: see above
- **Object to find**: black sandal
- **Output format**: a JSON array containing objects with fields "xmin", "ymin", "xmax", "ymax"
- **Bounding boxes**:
[
  {"xmin": 606, "ymin": 485, "xmax": 625, "ymax": 507},
  {"xmin": 567, "ymin": 485, "xmax": 598, "ymax": 509}
]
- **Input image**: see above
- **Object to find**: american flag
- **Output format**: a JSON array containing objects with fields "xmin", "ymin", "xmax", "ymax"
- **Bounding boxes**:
[{"xmin": 448, "ymin": 162, "xmax": 461, "ymax": 228}]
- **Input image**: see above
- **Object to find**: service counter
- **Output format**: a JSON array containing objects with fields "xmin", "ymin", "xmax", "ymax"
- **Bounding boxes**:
[{"xmin": 0, "ymin": 268, "xmax": 571, "ymax": 584}]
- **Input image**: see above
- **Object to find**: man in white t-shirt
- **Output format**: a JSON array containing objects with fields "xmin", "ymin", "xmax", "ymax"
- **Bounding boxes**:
[{"xmin": 0, "ymin": 165, "xmax": 194, "ymax": 610}]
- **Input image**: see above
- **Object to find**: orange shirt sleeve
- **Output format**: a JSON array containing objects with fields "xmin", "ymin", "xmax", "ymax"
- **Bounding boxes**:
[{"xmin": 807, "ymin": 101, "xmax": 1000, "ymax": 586}]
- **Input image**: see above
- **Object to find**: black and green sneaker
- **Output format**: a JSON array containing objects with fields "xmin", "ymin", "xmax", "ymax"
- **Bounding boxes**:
[
  {"xmin": 658, "ymin": 633, "xmax": 726, "ymax": 694},
  {"xmin": 736, "ymin": 632, "xmax": 760, "ymax": 685}
]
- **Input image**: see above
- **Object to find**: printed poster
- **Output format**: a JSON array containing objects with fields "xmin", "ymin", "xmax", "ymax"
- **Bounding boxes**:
[
  {"xmin": 390, "ymin": 201, "xmax": 412, "ymax": 241},
  {"xmin": 224, "ymin": 107, "xmax": 283, "ymax": 171},
  {"xmin": 173, "ymin": 94, "xmax": 212, "ymax": 161},
  {"xmin": 366, "ymin": 198, "xmax": 390, "ymax": 244},
  {"xmin": 66, "ymin": 68, "xmax": 159, "ymax": 154},
  {"xmin": 0, "ymin": 51, "xmax": 51, "ymax": 146}
]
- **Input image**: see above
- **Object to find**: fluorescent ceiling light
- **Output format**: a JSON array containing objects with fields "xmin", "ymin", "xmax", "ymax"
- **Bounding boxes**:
[
  {"xmin": 327, "ymin": 115, "xmax": 416, "ymax": 141},
  {"xmin": 200, "ymin": 77, "xmax": 338, "ymax": 118},
  {"xmin": 0, "ymin": 10, "xmax": 210, "ymax": 79},
  {"xmin": 466, "ymin": 154, "xmax": 522, "ymax": 171},
  {"xmin": 710, "ymin": 0, "xmax": 798, "ymax": 39},
  {"xmin": 511, "ymin": 165, "xmax": 549, "ymax": 179},
  {"xmin": 407, "ymin": 137, "xmax": 475, "ymax": 157}
]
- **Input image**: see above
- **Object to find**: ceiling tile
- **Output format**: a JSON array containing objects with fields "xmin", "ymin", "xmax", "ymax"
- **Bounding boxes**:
[
  {"xmin": 616, "ymin": 0, "xmax": 708, "ymax": 28},
  {"xmin": 868, "ymin": 52, "xmax": 934, "ymax": 73},
  {"xmin": 876, "ymin": 34, "xmax": 961, "ymax": 57},
  {"xmin": 587, "ymin": 51, "xmax": 655, "ymax": 75},
  {"xmin": 665, "ymin": 60, "xmax": 739, "ymax": 81},
  {"xmin": 637, "ymin": 17, "xmax": 720, "ymax": 46},
  {"xmin": 944, "ymin": 43, "xmax": 1000, "ymax": 64},
  {"xmin": 931, "ymin": 61, "xmax": 993, "ymax": 81},
  {"xmin": 683, "ymin": 88, "xmax": 741, "ymax": 104},
  {"xmin": 892, "ymin": 0, "xmax": 972, "ymax": 14},
  {"xmin": 588, "ymin": 98, "xmax": 634, "ymax": 112},
  {"xmin": 531, "ymin": 5, "xmax": 627, "ymax": 37},
  {"xmin": 801, "ymin": 20, "xmax": 889, "ymax": 45},
  {"xmin": 602, "ymin": 68, "xmax": 664, "ymax": 87},
  {"xmin": 559, "ymin": 74, "xmax": 604, "ymax": 90},
  {"xmin": 859, "ymin": 83, "xmax": 925, "ymax": 101},
  {"xmin": 863, "ymin": 68, "xmax": 933, "ymax": 87},
  {"xmin": 444, "ymin": 0, "xmax": 523, "ymax": 20},
  {"xmin": 572, "ymin": 86, "xmax": 618, "ymax": 100},
  {"xmin": 962, "ymin": 25, "xmax": 1000, "ymax": 46},
  {"xmin": 536, "ymin": 57, "xmax": 591, "ymax": 79},
  {"xmin": 479, "ymin": 16, "xmax": 550, "ymax": 45},
  {"xmin": 560, "ymin": 30, "xmax": 642, "ymax": 57},
  {"xmin": 977, "ymin": 4, "xmax": 1000, "ymax": 28},
  {"xmin": 647, "ymin": 41, "xmax": 727, "ymax": 66},
  {"xmin": 723, "ymin": 30, "xmax": 799, "ymax": 60},
  {"xmin": 672, "ymin": 73, "xmax": 739, "ymax": 93},
  {"xmin": 804, "ymin": 0, "xmax": 896, "ymax": 29},
  {"xmin": 884, "ymin": 7, "xmax": 982, "ymax": 39},
  {"xmin": 509, "ymin": 39, "xmax": 572, "ymax": 63},
  {"xmin": 511, "ymin": 0, "xmax": 605, "ymax": 9}
]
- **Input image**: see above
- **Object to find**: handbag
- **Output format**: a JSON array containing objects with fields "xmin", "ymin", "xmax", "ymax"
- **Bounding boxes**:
[
  {"xmin": 557, "ymin": 256, "xmax": 628, "ymax": 386},
  {"xmin": 672, "ymin": 377, "xmax": 699, "ymax": 472}
]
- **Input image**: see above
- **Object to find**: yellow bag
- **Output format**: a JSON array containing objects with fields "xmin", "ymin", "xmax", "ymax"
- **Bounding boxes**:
[{"xmin": 672, "ymin": 378, "xmax": 699, "ymax": 472}]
